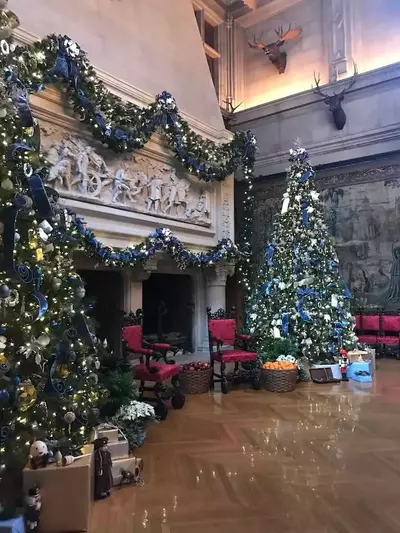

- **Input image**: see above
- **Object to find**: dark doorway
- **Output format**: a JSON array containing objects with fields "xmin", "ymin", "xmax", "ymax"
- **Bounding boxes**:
[
  {"xmin": 143, "ymin": 273, "xmax": 194, "ymax": 352},
  {"xmin": 78, "ymin": 270, "xmax": 124, "ymax": 355}
]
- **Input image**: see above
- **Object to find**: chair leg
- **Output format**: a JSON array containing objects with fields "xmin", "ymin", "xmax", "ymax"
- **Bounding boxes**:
[
  {"xmin": 220, "ymin": 361, "xmax": 228, "ymax": 394},
  {"xmin": 210, "ymin": 359, "xmax": 215, "ymax": 390}
]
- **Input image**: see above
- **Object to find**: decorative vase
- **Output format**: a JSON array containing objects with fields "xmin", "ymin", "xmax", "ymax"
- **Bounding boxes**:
[{"xmin": 311, "ymin": 363, "xmax": 341, "ymax": 380}]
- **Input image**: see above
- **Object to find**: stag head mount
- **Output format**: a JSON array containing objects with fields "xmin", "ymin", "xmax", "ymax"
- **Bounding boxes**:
[
  {"xmin": 221, "ymin": 100, "xmax": 243, "ymax": 129},
  {"xmin": 312, "ymin": 64, "xmax": 358, "ymax": 130},
  {"xmin": 248, "ymin": 25, "xmax": 302, "ymax": 74}
]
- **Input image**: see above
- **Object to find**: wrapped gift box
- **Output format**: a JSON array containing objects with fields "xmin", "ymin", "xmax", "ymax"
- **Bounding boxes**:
[
  {"xmin": 108, "ymin": 438, "xmax": 129, "ymax": 460},
  {"xmin": 0, "ymin": 515, "xmax": 24, "ymax": 533},
  {"xmin": 348, "ymin": 361, "xmax": 373, "ymax": 382},
  {"xmin": 348, "ymin": 349, "xmax": 376, "ymax": 370},
  {"xmin": 96, "ymin": 428, "xmax": 118, "ymax": 443},
  {"xmin": 23, "ymin": 447, "xmax": 93, "ymax": 532}
]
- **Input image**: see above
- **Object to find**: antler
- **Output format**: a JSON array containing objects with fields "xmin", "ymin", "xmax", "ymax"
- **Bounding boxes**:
[
  {"xmin": 248, "ymin": 33, "xmax": 267, "ymax": 51},
  {"xmin": 222, "ymin": 100, "xmax": 243, "ymax": 114},
  {"xmin": 312, "ymin": 72, "xmax": 331, "ymax": 99},
  {"xmin": 275, "ymin": 24, "xmax": 302, "ymax": 43},
  {"xmin": 339, "ymin": 62, "xmax": 358, "ymax": 96}
]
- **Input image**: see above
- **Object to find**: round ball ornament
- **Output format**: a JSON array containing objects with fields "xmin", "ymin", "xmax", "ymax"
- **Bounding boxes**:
[
  {"xmin": 17, "ymin": 379, "xmax": 37, "ymax": 411},
  {"xmin": 64, "ymin": 411, "xmax": 76, "ymax": 427},
  {"xmin": 75, "ymin": 286, "xmax": 85, "ymax": 299},
  {"xmin": 0, "ymin": 389, "xmax": 9, "ymax": 404},
  {"xmin": 36, "ymin": 334, "xmax": 50, "ymax": 347},
  {"xmin": 0, "ymin": 284, "xmax": 10, "ymax": 298},
  {"xmin": 1, "ymin": 178, "xmax": 13, "ymax": 191}
]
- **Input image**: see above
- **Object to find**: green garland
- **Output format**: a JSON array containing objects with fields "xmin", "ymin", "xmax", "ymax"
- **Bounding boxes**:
[{"xmin": 3, "ymin": 34, "xmax": 257, "ymax": 182}]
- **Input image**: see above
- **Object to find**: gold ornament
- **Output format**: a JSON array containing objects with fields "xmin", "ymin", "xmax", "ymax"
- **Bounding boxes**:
[
  {"xmin": 36, "ymin": 248, "xmax": 44, "ymax": 262},
  {"xmin": 55, "ymin": 363, "xmax": 69, "ymax": 379},
  {"xmin": 18, "ymin": 379, "xmax": 37, "ymax": 411},
  {"xmin": 0, "ymin": 352, "xmax": 10, "ymax": 373}
]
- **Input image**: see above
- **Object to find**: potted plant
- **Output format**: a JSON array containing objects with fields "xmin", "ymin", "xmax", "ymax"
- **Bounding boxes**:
[
  {"xmin": 259, "ymin": 337, "xmax": 309, "ymax": 382},
  {"xmin": 112, "ymin": 401, "xmax": 156, "ymax": 450}
]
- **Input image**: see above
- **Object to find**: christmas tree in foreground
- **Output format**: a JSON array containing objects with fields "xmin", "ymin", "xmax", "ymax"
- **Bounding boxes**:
[
  {"xmin": 247, "ymin": 145, "xmax": 357, "ymax": 363},
  {"xmin": 0, "ymin": 4, "xmax": 101, "ymax": 502}
]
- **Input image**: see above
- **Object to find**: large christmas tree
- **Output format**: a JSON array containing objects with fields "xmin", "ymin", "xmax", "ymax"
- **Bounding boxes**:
[
  {"xmin": 247, "ymin": 145, "xmax": 357, "ymax": 363},
  {"xmin": 0, "ymin": 3, "xmax": 101, "ymax": 490}
]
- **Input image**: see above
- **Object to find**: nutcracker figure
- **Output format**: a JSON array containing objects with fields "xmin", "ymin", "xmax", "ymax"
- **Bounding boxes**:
[
  {"xmin": 94, "ymin": 437, "xmax": 113, "ymax": 500},
  {"xmin": 25, "ymin": 485, "xmax": 42, "ymax": 532},
  {"xmin": 339, "ymin": 349, "xmax": 349, "ymax": 381}
]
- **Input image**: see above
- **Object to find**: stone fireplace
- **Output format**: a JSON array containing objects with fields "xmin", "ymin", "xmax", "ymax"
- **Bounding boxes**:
[{"xmin": 33, "ymin": 86, "xmax": 234, "ymax": 353}]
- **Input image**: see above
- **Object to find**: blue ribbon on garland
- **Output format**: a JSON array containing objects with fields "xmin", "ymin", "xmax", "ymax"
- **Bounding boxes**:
[
  {"xmin": 281, "ymin": 309, "xmax": 289, "ymax": 337},
  {"xmin": 4, "ymin": 35, "xmax": 257, "ymax": 183},
  {"xmin": 301, "ymin": 200, "xmax": 310, "ymax": 227},
  {"xmin": 33, "ymin": 266, "xmax": 48, "ymax": 320},
  {"xmin": 297, "ymin": 288, "xmax": 317, "ymax": 323},
  {"xmin": 297, "ymin": 170, "xmax": 312, "ymax": 183},
  {"xmin": 265, "ymin": 244, "xmax": 275, "ymax": 266}
]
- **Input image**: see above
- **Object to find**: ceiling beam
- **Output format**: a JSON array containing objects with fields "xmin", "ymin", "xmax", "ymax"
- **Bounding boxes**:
[{"xmin": 236, "ymin": 0, "xmax": 303, "ymax": 27}]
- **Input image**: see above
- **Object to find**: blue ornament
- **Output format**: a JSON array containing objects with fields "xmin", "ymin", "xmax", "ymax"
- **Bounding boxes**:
[
  {"xmin": 66, "ymin": 386, "xmax": 74, "ymax": 395},
  {"xmin": 0, "ymin": 389, "xmax": 9, "ymax": 403},
  {"xmin": 14, "ymin": 376, "xmax": 21, "ymax": 385}
]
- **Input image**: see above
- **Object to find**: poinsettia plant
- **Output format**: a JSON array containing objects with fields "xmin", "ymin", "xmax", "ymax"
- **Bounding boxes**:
[{"xmin": 112, "ymin": 401, "xmax": 156, "ymax": 450}]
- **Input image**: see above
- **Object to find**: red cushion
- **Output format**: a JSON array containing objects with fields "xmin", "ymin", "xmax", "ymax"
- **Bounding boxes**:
[
  {"xmin": 362, "ymin": 315, "xmax": 380, "ymax": 331},
  {"xmin": 152, "ymin": 343, "xmax": 171, "ymax": 350},
  {"xmin": 133, "ymin": 362, "xmax": 180, "ymax": 382},
  {"xmin": 355, "ymin": 315, "xmax": 362, "ymax": 330},
  {"xmin": 208, "ymin": 319, "xmax": 236, "ymax": 345},
  {"xmin": 378, "ymin": 335, "xmax": 399, "ymax": 345},
  {"xmin": 237, "ymin": 334, "xmax": 252, "ymax": 341},
  {"xmin": 123, "ymin": 325, "xmax": 143, "ymax": 352},
  {"xmin": 357, "ymin": 334, "xmax": 378, "ymax": 344},
  {"xmin": 382, "ymin": 315, "xmax": 400, "ymax": 332},
  {"xmin": 212, "ymin": 349, "xmax": 257, "ymax": 363}
]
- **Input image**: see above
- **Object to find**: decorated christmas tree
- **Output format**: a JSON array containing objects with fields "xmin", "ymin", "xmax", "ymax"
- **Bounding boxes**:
[
  {"xmin": 0, "ymin": 3, "xmax": 102, "ymax": 495},
  {"xmin": 247, "ymin": 145, "xmax": 357, "ymax": 363}
]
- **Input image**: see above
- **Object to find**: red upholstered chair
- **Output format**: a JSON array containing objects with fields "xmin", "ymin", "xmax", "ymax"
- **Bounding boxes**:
[
  {"xmin": 356, "ymin": 313, "xmax": 380, "ymax": 345},
  {"xmin": 207, "ymin": 307, "xmax": 260, "ymax": 394},
  {"xmin": 378, "ymin": 314, "xmax": 400, "ymax": 358},
  {"xmin": 122, "ymin": 310, "xmax": 185, "ymax": 419}
]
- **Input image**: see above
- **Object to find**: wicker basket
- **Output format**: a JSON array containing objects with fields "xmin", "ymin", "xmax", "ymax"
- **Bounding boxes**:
[
  {"xmin": 261, "ymin": 368, "xmax": 297, "ymax": 393},
  {"xmin": 180, "ymin": 368, "xmax": 212, "ymax": 394}
]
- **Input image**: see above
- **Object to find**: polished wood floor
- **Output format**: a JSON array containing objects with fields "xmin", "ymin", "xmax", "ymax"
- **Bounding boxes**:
[{"xmin": 91, "ymin": 360, "xmax": 400, "ymax": 533}]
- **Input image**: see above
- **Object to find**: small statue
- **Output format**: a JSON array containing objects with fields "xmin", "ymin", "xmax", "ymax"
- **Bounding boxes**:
[
  {"xmin": 94, "ymin": 437, "xmax": 113, "ymax": 500},
  {"xmin": 25, "ymin": 485, "xmax": 42, "ymax": 532},
  {"xmin": 29, "ymin": 441, "xmax": 50, "ymax": 470},
  {"xmin": 119, "ymin": 458, "xmax": 144, "ymax": 488},
  {"xmin": 339, "ymin": 349, "xmax": 349, "ymax": 381}
]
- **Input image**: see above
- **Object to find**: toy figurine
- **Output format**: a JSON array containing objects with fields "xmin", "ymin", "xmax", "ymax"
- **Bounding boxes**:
[
  {"xmin": 339, "ymin": 348, "xmax": 349, "ymax": 381},
  {"xmin": 29, "ymin": 441, "xmax": 50, "ymax": 469},
  {"xmin": 25, "ymin": 485, "xmax": 41, "ymax": 532},
  {"xmin": 119, "ymin": 458, "xmax": 144, "ymax": 488},
  {"xmin": 93, "ymin": 437, "xmax": 113, "ymax": 500}
]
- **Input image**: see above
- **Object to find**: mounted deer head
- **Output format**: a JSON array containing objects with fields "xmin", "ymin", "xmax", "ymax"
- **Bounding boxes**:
[
  {"xmin": 221, "ymin": 100, "xmax": 243, "ymax": 129},
  {"xmin": 312, "ymin": 64, "xmax": 358, "ymax": 130},
  {"xmin": 248, "ymin": 25, "xmax": 302, "ymax": 74}
]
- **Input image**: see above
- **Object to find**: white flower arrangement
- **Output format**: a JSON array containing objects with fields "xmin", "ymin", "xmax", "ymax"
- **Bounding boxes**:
[
  {"xmin": 277, "ymin": 355, "xmax": 297, "ymax": 365},
  {"xmin": 115, "ymin": 401, "xmax": 156, "ymax": 422}
]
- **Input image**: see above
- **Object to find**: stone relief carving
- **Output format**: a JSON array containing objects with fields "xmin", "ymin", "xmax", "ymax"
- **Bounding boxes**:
[
  {"xmin": 221, "ymin": 193, "xmax": 231, "ymax": 239},
  {"xmin": 43, "ymin": 132, "xmax": 213, "ymax": 227}
]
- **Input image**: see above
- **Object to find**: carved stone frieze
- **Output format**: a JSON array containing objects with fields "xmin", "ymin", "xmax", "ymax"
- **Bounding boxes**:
[{"xmin": 41, "ymin": 129, "xmax": 213, "ymax": 227}]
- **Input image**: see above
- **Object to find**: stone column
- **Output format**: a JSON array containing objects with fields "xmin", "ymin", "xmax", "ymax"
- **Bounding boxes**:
[{"xmin": 205, "ymin": 263, "xmax": 235, "ymax": 312}]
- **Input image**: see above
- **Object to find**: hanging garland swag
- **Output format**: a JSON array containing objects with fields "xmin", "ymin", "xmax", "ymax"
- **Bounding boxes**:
[{"xmin": 1, "ymin": 32, "xmax": 257, "ymax": 269}]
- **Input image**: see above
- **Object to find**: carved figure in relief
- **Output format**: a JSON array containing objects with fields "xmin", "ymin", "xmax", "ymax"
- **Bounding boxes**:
[
  {"xmin": 47, "ymin": 143, "xmax": 74, "ymax": 189},
  {"xmin": 164, "ymin": 171, "xmax": 190, "ymax": 215},
  {"xmin": 146, "ymin": 176, "xmax": 163, "ymax": 212},
  {"xmin": 111, "ymin": 167, "xmax": 141, "ymax": 203}
]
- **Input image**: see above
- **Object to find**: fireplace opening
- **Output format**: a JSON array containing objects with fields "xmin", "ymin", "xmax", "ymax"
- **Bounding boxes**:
[
  {"xmin": 78, "ymin": 269, "xmax": 124, "ymax": 355},
  {"xmin": 142, "ymin": 273, "xmax": 194, "ymax": 353}
]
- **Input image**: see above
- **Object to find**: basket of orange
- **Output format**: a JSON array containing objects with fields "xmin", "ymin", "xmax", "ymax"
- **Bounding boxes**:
[{"xmin": 261, "ymin": 360, "xmax": 298, "ymax": 393}]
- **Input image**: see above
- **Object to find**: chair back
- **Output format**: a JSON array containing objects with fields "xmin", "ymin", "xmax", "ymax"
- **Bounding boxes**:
[
  {"xmin": 382, "ymin": 315, "xmax": 400, "ymax": 333},
  {"xmin": 362, "ymin": 314, "xmax": 380, "ymax": 331},
  {"xmin": 122, "ymin": 325, "xmax": 143, "ymax": 352},
  {"xmin": 208, "ymin": 319, "xmax": 236, "ymax": 346}
]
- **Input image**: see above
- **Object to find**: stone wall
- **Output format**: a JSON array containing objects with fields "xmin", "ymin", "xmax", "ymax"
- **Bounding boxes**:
[{"xmin": 239, "ymin": 0, "xmax": 400, "ymax": 109}]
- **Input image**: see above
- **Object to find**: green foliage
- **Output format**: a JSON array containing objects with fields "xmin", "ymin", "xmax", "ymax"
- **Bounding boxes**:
[
  {"xmin": 98, "ymin": 353, "xmax": 137, "ymax": 419},
  {"xmin": 258, "ymin": 337, "xmax": 299, "ymax": 364}
]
